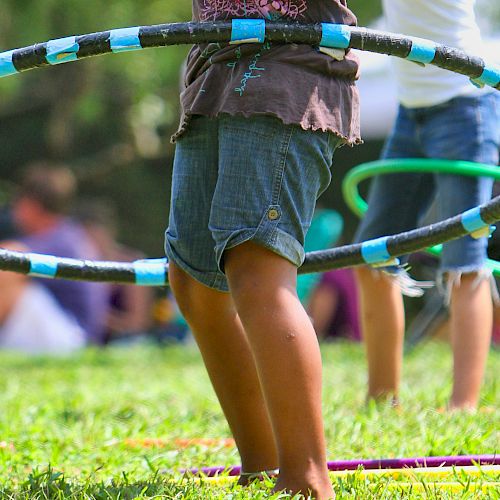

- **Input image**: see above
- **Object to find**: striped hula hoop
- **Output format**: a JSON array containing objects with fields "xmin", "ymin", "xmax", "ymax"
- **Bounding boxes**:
[
  {"xmin": 0, "ymin": 20, "xmax": 499, "ymax": 88},
  {"xmin": 0, "ymin": 20, "xmax": 499, "ymax": 285},
  {"xmin": 1, "ymin": 193, "xmax": 500, "ymax": 285},
  {"xmin": 188, "ymin": 454, "xmax": 500, "ymax": 477},
  {"xmin": 342, "ymin": 159, "xmax": 500, "ymax": 276}
]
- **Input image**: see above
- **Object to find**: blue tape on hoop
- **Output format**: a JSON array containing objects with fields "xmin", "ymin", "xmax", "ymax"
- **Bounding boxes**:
[
  {"xmin": 0, "ymin": 50, "xmax": 17, "ymax": 78},
  {"xmin": 361, "ymin": 236, "xmax": 391, "ymax": 265},
  {"xmin": 320, "ymin": 23, "xmax": 351, "ymax": 49},
  {"xmin": 28, "ymin": 254, "xmax": 58, "ymax": 278},
  {"xmin": 109, "ymin": 27, "xmax": 142, "ymax": 53},
  {"xmin": 46, "ymin": 36, "xmax": 79, "ymax": 65},
  {"xmin": 407, "ymin": 37, "xmax": 436, "ymax": 64},
  {"xmin": 471, "ymin": 64, "xmax": 500, "ymax": 88},
  {"xmin": 134, "ymin": 260, "xmax": 167, "ymax": 286},
  {"xmin": 230, "ymin": 19, "xmax": 266, "ymax": 44},
  {"xmin": 461, "ymin": 206, "xmax": 488, "ymax": 233}
]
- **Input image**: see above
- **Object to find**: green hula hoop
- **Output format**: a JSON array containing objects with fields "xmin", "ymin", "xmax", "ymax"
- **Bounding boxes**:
[{"xmin": 342, "ymin": 158, "xmax": 500, "ymax": 276}]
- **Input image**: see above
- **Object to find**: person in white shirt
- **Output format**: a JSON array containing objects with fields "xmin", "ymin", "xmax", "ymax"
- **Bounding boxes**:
[
  {"xmin": 354, "ymin": 0, "xmax": 500, "ymax": 409},
  {"xmin": 0, "ymin": 241, "xmax": 85, "ymax": 355}
]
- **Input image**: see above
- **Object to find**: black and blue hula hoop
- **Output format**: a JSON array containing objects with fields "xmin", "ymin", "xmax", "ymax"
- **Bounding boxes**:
[
  {"xmin": 2, "ymin": 194, "xmax": 500, "ymax": 286},
  {"xmin": 0, "ymin": 20, "xmax": 499, "ymax": 286},
  {"xmin": 0, "ymin": 21, "xmax": 499, "ymax": 88}
]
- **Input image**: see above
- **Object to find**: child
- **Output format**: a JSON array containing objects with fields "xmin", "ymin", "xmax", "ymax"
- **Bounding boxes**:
[
  {"xmin": 354, "ymin": 0, "xmax": 500, "ymax": 410},
  {"xmin": 165, "ymin": 1, "xmax": 360, "ymax": 497}
]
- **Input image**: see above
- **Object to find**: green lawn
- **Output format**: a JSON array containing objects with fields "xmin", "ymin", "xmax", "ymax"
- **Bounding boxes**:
[{"xmin": 0, "ymin": 341, "xmax": 497, "ymax": 499}]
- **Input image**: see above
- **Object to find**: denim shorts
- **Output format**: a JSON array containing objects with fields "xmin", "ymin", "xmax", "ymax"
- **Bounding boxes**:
[
  {"xmin": 355, "ymin": 92, "xmax": 500, "ymax": 273},
  {"xmin": 165, "ymin": 114, "xmax": 341, "ymax": 291}
]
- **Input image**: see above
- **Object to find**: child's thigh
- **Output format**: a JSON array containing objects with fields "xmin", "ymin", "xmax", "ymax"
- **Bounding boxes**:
[
  {"xmin": 353, "ymin": 171, "xmax": 435, "ymax": 244},
  {"xmin": 423, "ymin": 94, "xmax": 500, "ymax": 271},
  {"xmin": 423, "ymin": 93, "xmax": 500, "ymax": 163},
  {"xmin": 210, "ymin": 115, "xmax": 339, "ymax": 270}
]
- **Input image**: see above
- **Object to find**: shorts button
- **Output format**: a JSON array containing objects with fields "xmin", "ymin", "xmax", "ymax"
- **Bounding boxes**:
[{"xmin": 268, "ymin": 208, "xmax": 280, "ymax": 221}]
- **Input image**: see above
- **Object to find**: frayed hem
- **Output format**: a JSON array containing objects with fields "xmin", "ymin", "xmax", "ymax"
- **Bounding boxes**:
[
  {"xmin": 368, "ymin": 266, "xmax": 434, "ymax": 297},
  {"xmin": 171, "ymin": 111, "xmax": 363, "ymax": 146},
  {"xmin": 393, "ymin": 270, "xmax": 434, "ymax": 297},
  {"xmin": 437, "ymin": 268, "xmax": 498, "ymax": 306}
]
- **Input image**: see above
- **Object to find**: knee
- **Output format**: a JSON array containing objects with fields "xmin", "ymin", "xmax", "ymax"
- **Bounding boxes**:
[
  {"xmin": 168, "ymin": 261, "xmax": 230, "ymax": 323},
  {"xmin": 167, "ymin": 262, "xmax": 196, "ymax": 316},
  {"xmin": 225, "ymin": 241, "xmax": 297, "ymax": 300}
]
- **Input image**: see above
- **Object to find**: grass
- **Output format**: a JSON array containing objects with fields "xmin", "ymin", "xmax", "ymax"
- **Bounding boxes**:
[{"xmin": 0, "ymin": 340, "xmax": 497, "ymax": 499}]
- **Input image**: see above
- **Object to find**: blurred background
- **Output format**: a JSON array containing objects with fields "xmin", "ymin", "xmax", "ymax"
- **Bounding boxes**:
[
  {"xmin": 1, "ymin": 0, "xmax": 499, "ymax": 250},
  {"xmin": 0, "ymin": 1, "xmax": 499, "ymax": 350}
]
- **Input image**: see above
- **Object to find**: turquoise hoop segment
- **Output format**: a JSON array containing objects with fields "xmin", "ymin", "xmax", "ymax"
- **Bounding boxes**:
[
  {"xmin": 407, "ymin": 37, "xmax": 436, "ymax": 64},
  {"xmin": 0, "ymin": 50, "xmax": 17, "ymax": 78},
  {"xmin": 461, "ymin": 206, "xmax": 488, "ymax": 234},
  {"xmin": 109, "ymin": 27, "xmax": 142, "ymax": 52},
  {"xmin": 342, "ymin": 159, "xmax": 500, "ymax": 275},
  {"xmin": 361, "ymin": 237, "xmax": 391, "ymax": 265},
  {"xmin": 46, "ymin": 36, "xmax": 79, "ymax": 65},
  {"xmin": 133, "ymin": 259, "xmax": 167, "ymax": 286},
  {"xmin": 472, "ymin": 66, "xmax": 500, "ymax": 88},
  {"xmin": 320, "ymin": 23, "xmax": 351, "ymax": 49},
  {"xmin": 230, "ymin": 19, "xmax": 266, "ymax": 44},
  {"xmin": 28, "ymin": 253, "xmax": 59, "ymax": 278}
]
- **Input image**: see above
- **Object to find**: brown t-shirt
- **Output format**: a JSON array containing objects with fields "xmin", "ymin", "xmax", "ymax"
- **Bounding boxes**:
[{"xmin": 173, "ymin": 0, "xmax": 361, "ymax": 145}]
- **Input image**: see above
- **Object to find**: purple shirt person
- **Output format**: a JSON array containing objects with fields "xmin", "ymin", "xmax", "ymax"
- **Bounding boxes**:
[
  {"xmin": 21, "ymin": 220, "xmax": 110, "ymax": 343},
  {"xmin": 308, "ymin": 268, "xmax": 361, "ymax": 342},
  {"xmin": 12, "ymin": 163, "xmax": 110, "ymax": 344}
]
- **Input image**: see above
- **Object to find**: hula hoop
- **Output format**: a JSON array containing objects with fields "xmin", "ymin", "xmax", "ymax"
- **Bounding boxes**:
[
  {"xmin": 200, "ymin": 476, "xmax": 500, "ymax": 498},
  {"xmin": 2, "ymin": 193, "xmax": 500, "ymax": 285},
  {"xmin": 0, "ymin": 21, "xmax": 499, "ymax": 284},
  {"xmin": 342, "ymin": 159, "xmax": 500, "ymax": 275},
  {"xmin": 0, "ymin": 21, "xmax": 499, "ymax": 88},
  {"xmin": 183, "ymin": 475, "xmax": 500, "ymax": 494},
  {"xmin": 190, "ymin": 470, "xmax": 500, "ymax": 493},
  {"xmin": 187, "ymin": 467, "xmax": 500, "ymax": 495},
  {"xmin": 197, "ymin": 477, "xmax": 500, "ymax": 492},
  {"xmin": 187, "ymin": 454, "xmax": 500, "ymax": 477}
]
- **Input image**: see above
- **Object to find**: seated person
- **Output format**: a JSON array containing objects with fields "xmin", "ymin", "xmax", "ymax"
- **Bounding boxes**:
[
  {"xmin": 10, "ymin": 163, "xmax": 110, "ymax": 344},
  {"xmin": 75, "ymin": 200, "xmax": 154, "ymax": 343},
  {"xmin": 0, "ymin": 241, "xmax": 85, "ymax": 354}
]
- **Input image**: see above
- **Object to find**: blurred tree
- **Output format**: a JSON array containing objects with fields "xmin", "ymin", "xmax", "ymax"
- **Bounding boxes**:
[
  {"xmin": 0, "ymin": 0, "xmax": 193, "ymax": 253},
  {"xmin": 349, "ymin": 0, "xmax": 381, "ymax": 25}
]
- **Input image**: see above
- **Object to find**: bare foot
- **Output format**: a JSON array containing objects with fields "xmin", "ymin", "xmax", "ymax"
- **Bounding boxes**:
[
  {"xmin": 272, "ymin": 471, "xmax": 334, "ymax": 499},
  {"xmin": 365, "ymin": 393, "xmax": 400, "ymax": 408},
  {"xmin": 447, "ymin": 402, "xmax": 477, "ymax": 413},
  {"xmin": 237, "ymin": 468, "xmax": 279, "ymax": 486}
]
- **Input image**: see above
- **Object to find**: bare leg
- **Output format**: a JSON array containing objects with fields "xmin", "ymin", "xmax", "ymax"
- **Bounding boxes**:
[
  {"xmin": 355, "ymin": 267, "xmax": 405, "ymax": 403},
  {"xmin": 168, "ymin": 262, "xmax": 278, "ymax": 474},
  {"xmin": 0, "ymin": 272, "xmax": 26, "ymax": 325},
  {"xmin": 225, "ymin": 242, "xmax": 333, "ymax": 500},
  {"xmin": 0, "ymin": 241, "xmax": 30, "ymax": 325},
  {"xmin": 449, "ymin": 274, "xmax": 492, "ymax": 410}
]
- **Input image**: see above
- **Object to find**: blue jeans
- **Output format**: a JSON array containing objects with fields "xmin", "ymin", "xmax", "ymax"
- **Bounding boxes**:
[
  {"xmin": 165, "ymin": 114, "xmax": 341, "ymax": 291},
  {"xmin": 355, "ymin": 92, "xmax": 500, "ymax": 273}
]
